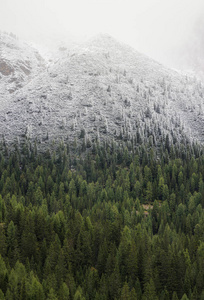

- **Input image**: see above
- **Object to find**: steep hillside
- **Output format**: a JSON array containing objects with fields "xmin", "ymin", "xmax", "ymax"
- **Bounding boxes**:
[
  {"xmin": 0, "ymin": 34, "xmax": 204, "ymax": 148},
  {"xmin": 0, "ymin": 32, "xmax": 45, "ymax": 104}
]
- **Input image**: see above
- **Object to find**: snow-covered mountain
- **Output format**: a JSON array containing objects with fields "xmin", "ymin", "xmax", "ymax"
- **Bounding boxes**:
[
  {"xmin": 0, "ymin": 33, "xmax": 204, "ymax": 147},
  {"xmin": 0, "ymin": 32, "xmax": 45, "ymax": 104}
]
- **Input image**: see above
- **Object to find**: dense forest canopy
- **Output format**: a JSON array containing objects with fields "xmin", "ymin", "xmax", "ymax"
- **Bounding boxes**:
[{"xmin": 0, "ymin": 134, "xmax": 203, "ymax": 300}]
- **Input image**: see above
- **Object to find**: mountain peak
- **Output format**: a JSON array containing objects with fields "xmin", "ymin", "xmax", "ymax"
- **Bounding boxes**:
[
  {"xmin": 91, "ymin": 33, "xmax": 117, "ymax": 42},
  {"xmin": 0, "ymin": 32, "xmax": 204, "ymax": 147},
  {"xmin": 85, "ymin": 33, "xmax": 128, "ymax": 51}
]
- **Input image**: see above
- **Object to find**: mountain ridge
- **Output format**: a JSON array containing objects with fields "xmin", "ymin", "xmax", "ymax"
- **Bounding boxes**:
[{"xmin": 0, "ymin": 33, "xmax": 204, "ymax": 148}]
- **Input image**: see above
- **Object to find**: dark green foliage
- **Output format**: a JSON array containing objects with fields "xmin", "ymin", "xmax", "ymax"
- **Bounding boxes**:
[{"xmin": 0, "ymin": 137, "xmax": 203, "ymax": 299}]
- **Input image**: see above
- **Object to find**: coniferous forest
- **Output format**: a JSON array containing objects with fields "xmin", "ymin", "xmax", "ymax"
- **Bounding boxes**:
[{"xmin": 0, "ymin": 135, "xmax": 203, "ymax": 300}]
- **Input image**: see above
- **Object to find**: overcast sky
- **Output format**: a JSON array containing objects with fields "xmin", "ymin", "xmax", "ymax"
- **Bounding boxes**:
[{"xmin": 0, "ymin": 0, "xmax": 204, "ymax": 67}]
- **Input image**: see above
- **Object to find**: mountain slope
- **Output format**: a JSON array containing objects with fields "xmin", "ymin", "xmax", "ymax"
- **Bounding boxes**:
[
  {"xmin": 0, "ymin": 34, "xmax": 204, "ymax": 147},
  {"xmin": 0, "ymin": 32, "xmax": 45, "ymax": 104}
]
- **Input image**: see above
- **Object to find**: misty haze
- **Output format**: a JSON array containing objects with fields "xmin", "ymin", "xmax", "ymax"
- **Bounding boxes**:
[{"xmin": 1, "ymin": 0, "xmax": 204, "ymax": 70}]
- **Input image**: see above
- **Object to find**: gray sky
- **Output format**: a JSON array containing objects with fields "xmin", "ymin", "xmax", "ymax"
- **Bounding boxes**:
[{"xmin": 0, "ymin": 0, "xmax": 204, "ymax": 67}]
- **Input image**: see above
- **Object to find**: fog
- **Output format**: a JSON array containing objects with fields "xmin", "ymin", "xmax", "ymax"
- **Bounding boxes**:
[{"xmin": 1, "ymin": 0, "xmax": 204, "ymax": 69}]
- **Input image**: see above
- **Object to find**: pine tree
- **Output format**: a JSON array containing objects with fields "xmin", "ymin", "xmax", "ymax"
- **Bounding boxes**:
[
  {"xmin": 121, "ymin": 282, "xmax": 131, "ymax": 300},
  {"xmin": 180, "ymin": 294, "xmax": 189, "ymax": 300},
  {"xmin": 171, "ymin": 291, "xmax": 179, "ymax": 300},
  {"xmin": 143, "ymin": 278, "xmax": 158, "ymax": 300}
]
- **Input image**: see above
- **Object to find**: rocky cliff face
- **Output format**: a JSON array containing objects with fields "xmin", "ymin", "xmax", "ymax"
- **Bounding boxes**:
[
  {"xmin": 0, "ymin": 32, "xmax": 45, "ymax": 99},
  {"xmin": 0, "ymin": 33, "xmax": 204, "ymax": 148}
]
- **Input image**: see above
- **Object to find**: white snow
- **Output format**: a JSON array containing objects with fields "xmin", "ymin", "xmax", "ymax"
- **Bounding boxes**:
[{"xmin": 0, "ymin": 32, "xmax": 204, "ymax": 147}]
